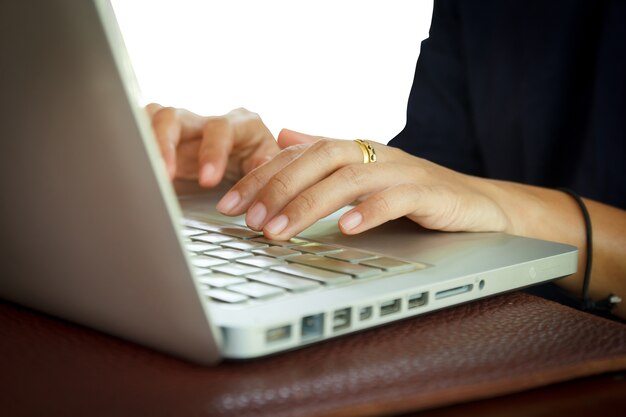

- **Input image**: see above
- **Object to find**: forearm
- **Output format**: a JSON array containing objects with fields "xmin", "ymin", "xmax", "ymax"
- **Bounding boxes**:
[{"xmin": 480, "ymin": 178, "xmax": 626, "ymax": 318}]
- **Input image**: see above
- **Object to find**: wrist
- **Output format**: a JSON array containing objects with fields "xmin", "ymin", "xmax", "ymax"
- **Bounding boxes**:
[{"xmin": 468, "ymin": 177, "xmax": 546, "ymax": 237}]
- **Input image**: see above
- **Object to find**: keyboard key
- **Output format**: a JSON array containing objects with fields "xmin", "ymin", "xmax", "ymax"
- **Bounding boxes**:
[
  {"xmin": 360, "ymin": 257, "xmax": 420, "ymax": 272},
  {"xmin": 196, "ymin": 273, "xmax": 247, "ymax": 288},
  {"xmin": 298, "ymin": 243, "xmax": 342, "ymax": 255},
  {"xmin": 297, "ymin": 243, "xmax": 343, "ymax": 254},
  {"xmin": 192, "ymin": 233, "xmax": 234, "ymax": 244},
  {"xmin": 252, "ymin": 246, "xmax": 301, "ymax": 258},
  {"xmin": 252, "ymin": 237, "xmax": 309, "ymax": 247},
  {"xmin": 327, "ymin": 249, "xmax": 379, "ymax": 262},
  {"xmin": 207, "ymin": 249, "xmax": 252, "ymax": 261},
  {"xmin": 190, "ymin": 255, "xmax": 228, "ymax": 268},
  {"xmin": 227, "ymin": 282, "xmax": 286, "ymax": 299},
  {"xmin": 237, "ymin": 255, "xmax": 286, "ymax": 268},
  {"xmin": 181, "ymin": 228, "xmax": 205, "ymax": 238},
  {"xmin": 217, "ymin": 226, "xmax": 262, "ymax": 239},
  {"xmin": 212, "ymin": 264, "xmax": 263, "ymax": 276},
  {"xmin": 182, "ymin": 218, "xmax": 222, "ymax": 232},
  {"xmin": 205, "ymin": 288, "xmax": 249, "ymax": 303},
  {"xmin": 288, "ymin": 254, "xmax": 381, "ymax": 278},
  {"xmin": 248, "ymin": 270, "xmax": 320, "ymax": 292},
  {"xmin": 221, "ymin": 240, "xmax": 269, "ymax": 251},
  {"xmin": 185, "ymin": 242, "xmax": 220, "ymax": 252},
  {"xmin": 271, "ymin": 264, "xmax": 351, "ymax": 285}
]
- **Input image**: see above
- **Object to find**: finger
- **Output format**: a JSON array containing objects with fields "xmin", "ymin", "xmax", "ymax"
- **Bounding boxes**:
[
  {"xmin": 147, "ymin": 103, "xmax": 206, "ymax": 138},
  {"xmin": 198, "ymin": 109, "xmax": 279, "ymax": 187},
  {"xmin": 240, "ymin": 152, "xmax": 273, "ymax": 176},
  {"xmin": 196, "ymin": 116, "xmax": 234, "ymax": 187},
  {"xmin": 215, "ymin": 143, "xmax": 308, "ymax": 215},
  {"xmin": 262, "ymin": 162, "xmax": 396, "ymax": 239},
  {"xmin": 151, "ymin": 107, "xmax": 182, "ymax": 178},
  {"xmin": 231, "ymin": 110, "xmax": 280, "ymax": 176},
  {"xmin": 238, "ymin": 137, "xmax": 281, "ymax": 177},
  {"xmin": 145, "ymin": 102, "xmax": 164, "ymax": 119},
  {"xmin": 246, "ymin": 139, "xmax": 383, "ymax": 230},
  {"xmin": 338, "ymin": 183, "xmax": 421, "ymax": 235},
  {"xmin": 277, "ymin": 128, "xmax": 320, "ymax": 149},
  {"xmin": 148, "ymin": 105, "xmax": 210, "ymax": 180}
]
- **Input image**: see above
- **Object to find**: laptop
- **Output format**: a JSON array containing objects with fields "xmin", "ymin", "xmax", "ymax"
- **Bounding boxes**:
[{"xmin": 0, "ymin": 0, "xmax": 577, "ymax": 365}]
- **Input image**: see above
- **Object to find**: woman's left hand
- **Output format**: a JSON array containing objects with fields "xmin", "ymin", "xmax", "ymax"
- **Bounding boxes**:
[{"xmin": 216, "ymin": 129, "xmax": 512, "ymax": 240}]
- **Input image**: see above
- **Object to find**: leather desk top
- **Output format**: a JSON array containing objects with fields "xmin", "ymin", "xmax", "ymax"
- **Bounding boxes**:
[{"xmin": 2, "ymin": 292, "xmax": 625, "ymax": 417}]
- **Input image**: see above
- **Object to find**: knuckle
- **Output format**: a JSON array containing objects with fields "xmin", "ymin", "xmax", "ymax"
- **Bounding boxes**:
[
  {"xmin": 246, "ymin": 169, "xmax": 266, "ymax": 190},
  {"xmin": 228, "ymin": 107, "xmax": 262, "ymax": 125},
  {"xmin": 245, "ymin": 109, "xmax": 261, "ymax": 120},
  {"xmin": 370, "ymin": 193, "xmax": 393, "ymax": 217},
  {"xmin": 337, "ymin": 164, "xmax": 367, "ymax": 188},
  {"xmin": 145, "ymin": 102, "xmax": 161, "ymax": 116},
  {"xmin": 153, "ymin": 106, "xmax": 178, "ymax": 123},
  {"xmin": 267, "ymin": 173, "xmax": 292, "ymax": 197},
  {"xmin": 203, "ymin": 115, "xmax": 229, "ymax": 130},
  {"xmin": 279, "ymin": 143, "xmax": 306, "ymax": 160},
  {"xmin": 290, "ymin": 191, "xmax": 317, "ymax": 214},
  {"xmin": 309, "ymin": 138, "xmax": 336, "ymax": 162},
  {"xmin": 231, "ymin": 107, "xmax": 250, "ymax": 115},
  {"xmin": 402, "ymin": 182, "xmax": 422, "ymax": 195}
]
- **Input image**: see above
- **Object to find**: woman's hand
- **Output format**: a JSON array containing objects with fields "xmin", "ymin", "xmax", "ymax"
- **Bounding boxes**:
[
  {"xmin": 215, "ymin": 128, "xmax": 626, "ymax": 318},
  {"xmin": 146, "ymin": 104, "xmax": 280, "ymax": 186},
  {"xmin": 216, "ymin": 129, "xmax": 511, "ymax": 239}
]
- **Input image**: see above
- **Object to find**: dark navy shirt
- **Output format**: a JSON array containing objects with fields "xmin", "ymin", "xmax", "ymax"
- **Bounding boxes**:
[{"xmin": 389, "ymin": 0, "xmax": 626, "ymax": 209}]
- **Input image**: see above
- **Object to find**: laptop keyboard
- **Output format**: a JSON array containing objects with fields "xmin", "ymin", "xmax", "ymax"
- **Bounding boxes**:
[{"xmin": 182, "ymin": 218, "xmax": 425, "ymax": 305}]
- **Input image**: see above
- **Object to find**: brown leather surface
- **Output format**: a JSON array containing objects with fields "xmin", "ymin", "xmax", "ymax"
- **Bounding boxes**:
[
  {"xmin": 402, "ymin": 371, "xmax": 626, "ymax": 417},
  {"xmin": 1, "ymin": 292, "xmax": 626, "ymax": 417}
]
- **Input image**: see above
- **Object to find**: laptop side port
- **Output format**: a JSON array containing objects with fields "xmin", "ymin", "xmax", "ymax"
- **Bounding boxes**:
[
  {"xmin": 332, "ymin": 308, "xmax": 351, "ymax": 332},
  {"xmin": 380, "ymin": 298, "xmax": 401, "ymax": 316},
  {"xmin": 359, "ymin": 306, "xmax": 373, "ymax": 321},
  {"xmin": 301, "ymin": 313, "xmax": 324, "ymax": 340},
  {"xmin": 408, "ymin": 292, "xmax": 428, "ymax": 309},
  {"xmin": 266, "ymin": 324, "xmax": 292, "ymax": 344},
  {"xmin": 435, "ymin": 284, "xmax": 473, "ymax": 300}
]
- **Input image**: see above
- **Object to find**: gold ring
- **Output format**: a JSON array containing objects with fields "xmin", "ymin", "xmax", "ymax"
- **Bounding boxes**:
[{"xmin": 354, "ymin": 139, "xmax": 377, "ymax": 163}]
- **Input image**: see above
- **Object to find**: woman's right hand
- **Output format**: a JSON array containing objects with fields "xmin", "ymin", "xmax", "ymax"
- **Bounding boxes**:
[
  {"xmin": 146, "ymin": 104, "xmax": 280, "ymax": 187},
  {"xmin": 215, "ymin": 129, "xmax": 512, "ymax": 239}
]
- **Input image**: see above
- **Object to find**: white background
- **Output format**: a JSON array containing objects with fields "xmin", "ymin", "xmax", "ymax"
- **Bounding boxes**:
[{"xmin": 111, "ymin": 1, "xmax": 433, "ymax": 143}]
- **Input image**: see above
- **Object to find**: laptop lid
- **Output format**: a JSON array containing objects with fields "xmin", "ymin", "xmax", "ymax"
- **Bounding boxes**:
[{"xmin": 0, "ymin": 0, "xmax": 222, "ymax": 364}]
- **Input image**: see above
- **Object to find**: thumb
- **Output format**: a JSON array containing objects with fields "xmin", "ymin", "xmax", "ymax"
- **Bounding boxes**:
[{"xmin": 277, "ymin": 128, "xmax": 320, "ymax": 149}]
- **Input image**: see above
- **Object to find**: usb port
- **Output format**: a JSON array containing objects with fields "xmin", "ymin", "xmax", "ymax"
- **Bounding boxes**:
[
  {"xmin": 332, "ymin": 308, "xmax": 351, "ymax": 332},
  {"xmin": 266, "ymin": 325, "xmax": 291, "ymax": 344},
  {"xmin": 301, "ymin": 313, "xmax": 324, "ymax": 340},
  {"xmin": 359, "ymin": 306, "xmax": 373, "ymax": 321},
  {"xmin": 408, "ymin": 292, "xmax": 428, "ymax": 309},
  {"xmin": 380, "ymin": 299, "xmax": 401, "ymax": 316}
]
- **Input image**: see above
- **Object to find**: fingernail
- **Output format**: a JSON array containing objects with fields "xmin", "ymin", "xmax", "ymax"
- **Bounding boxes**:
[
  {"xmin": 200, "ymin": 163, "xmax": 215, "ymax": 183},
  {"xmin": 340, "ymin": 211, "xmax": 363, "ymax": 231},
  {"xmin": 216, "ymin": 190, "xmax": 241, "ymax": 214},
  {"xmin": 265, "ymin": 214, "xmax": 289, "ymax": 235},
  {"xmin": 246, "ymin": 202, "xmax": 267, "ymax": 229}
]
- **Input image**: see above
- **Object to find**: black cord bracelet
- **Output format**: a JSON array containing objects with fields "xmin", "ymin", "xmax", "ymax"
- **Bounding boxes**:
[
  {"xmin": 558, "ymin": 188, "xmax": 620, "ymax": 313},
  {"xmin": 558, "ymin": 188, "xmax": 593, "ymax": 309}
]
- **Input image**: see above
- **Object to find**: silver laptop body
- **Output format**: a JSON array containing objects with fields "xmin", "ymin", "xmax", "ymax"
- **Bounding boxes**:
[{"xmin": 0, "ymin": 0, "xmax": 577, "ymax": 365}]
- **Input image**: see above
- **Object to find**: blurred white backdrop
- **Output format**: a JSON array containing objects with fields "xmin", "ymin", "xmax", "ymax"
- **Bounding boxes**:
[{"xmin": 111, "ymin": 1, "xmax": 433, "ymax": 143}]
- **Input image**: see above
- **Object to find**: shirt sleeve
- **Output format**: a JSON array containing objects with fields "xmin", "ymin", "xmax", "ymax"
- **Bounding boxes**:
[{"xmin": 388, "ymin": 0, "xmax": 483, "ymax": 176}]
